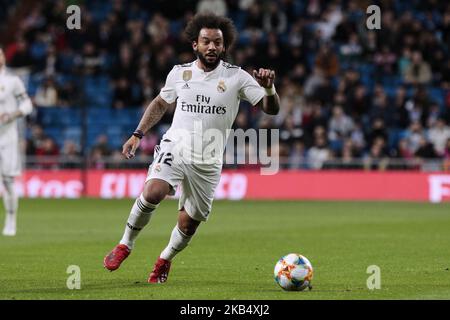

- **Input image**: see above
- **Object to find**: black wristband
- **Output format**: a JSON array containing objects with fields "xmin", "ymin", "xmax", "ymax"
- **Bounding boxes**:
[{"xmin": 133, "ymin": 129, "xmax": 144, "ymax": 139}]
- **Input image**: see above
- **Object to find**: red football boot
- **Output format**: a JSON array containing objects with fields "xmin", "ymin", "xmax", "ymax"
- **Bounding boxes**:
[
  {"xmin": 103, "ymin": 244, "xmax": 131, "ymax": 271},
  {"xmin": 148, "ymin": 257, "xmax": 171, "ymax": 283}
]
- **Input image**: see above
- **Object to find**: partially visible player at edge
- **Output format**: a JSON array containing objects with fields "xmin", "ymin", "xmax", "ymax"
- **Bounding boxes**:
[
  {"xmin": 104, "ymin": 13, "xmax": 280, "ymax": 283},
  {"xmin": 0, "ymin": 46, "xmax": 33, "ymax": 236}
]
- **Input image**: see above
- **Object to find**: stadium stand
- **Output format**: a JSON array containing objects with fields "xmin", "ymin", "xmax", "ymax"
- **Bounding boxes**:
[{"xmin": 1, "ymin": 0, "xmax": 450, "ymax": 170}]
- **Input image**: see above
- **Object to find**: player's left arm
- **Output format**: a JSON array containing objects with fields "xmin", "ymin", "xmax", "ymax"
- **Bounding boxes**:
[
  {"xmin": 253, "ymin": 68, "xmax": 280, "ymax": 115},
  {"xmin": 0, "ymin": 77, "xmax": 33, "ymax": 124}
]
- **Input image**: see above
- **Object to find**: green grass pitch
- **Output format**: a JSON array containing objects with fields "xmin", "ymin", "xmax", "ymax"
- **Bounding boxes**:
[{"xmin": 0, "ymin": 199, "xmax": 449, "ymax": 300}]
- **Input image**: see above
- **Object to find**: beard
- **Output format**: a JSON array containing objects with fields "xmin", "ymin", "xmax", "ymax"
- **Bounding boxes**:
[{"xmin": 195, "ymin": 50, "xmax": 224, "ymax": 70}]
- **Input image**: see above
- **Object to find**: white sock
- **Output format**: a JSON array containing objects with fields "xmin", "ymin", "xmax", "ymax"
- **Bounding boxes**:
[
  {"xmin": 2, "ymin": 176, "xmax": 18, "ymax": 231},
  {"xmin": 119, "ymin": 194, "xmax": 158, "ymax": 249},
  {"xmin": 160, "ymin": 225, "xmax": 192, "ymax": 261}
]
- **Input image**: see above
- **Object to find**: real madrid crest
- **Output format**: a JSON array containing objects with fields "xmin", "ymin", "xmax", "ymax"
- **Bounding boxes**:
[
  {"xmin": 217, "ymin": 80, "xmax": 226, "ymax": 93},
  {"xmin": 182, "ymin": 70, "xmax": 192, "ymax": 82}
]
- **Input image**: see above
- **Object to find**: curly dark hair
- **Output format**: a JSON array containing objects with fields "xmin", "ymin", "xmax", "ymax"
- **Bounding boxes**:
[{"xmin": 184, "ymin": 13, "xmax": 237, "ymax": 52}]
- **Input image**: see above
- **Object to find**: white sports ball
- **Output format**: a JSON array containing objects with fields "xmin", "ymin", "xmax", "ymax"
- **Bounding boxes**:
[{"xmin": 274, "ymin": 253, "xmax": 313, "ymax": 291}]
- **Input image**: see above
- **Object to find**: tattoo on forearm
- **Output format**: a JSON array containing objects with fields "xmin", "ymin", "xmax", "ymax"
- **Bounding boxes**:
[{"xmin": 136, "ymin": 97, "xmax": 169, "ymax": 133}]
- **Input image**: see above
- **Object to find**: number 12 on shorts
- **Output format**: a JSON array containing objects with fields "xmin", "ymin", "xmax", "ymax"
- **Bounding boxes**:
[{"xmin": 156, "ymin": 152, "xmax": 173, "ymax": 166}]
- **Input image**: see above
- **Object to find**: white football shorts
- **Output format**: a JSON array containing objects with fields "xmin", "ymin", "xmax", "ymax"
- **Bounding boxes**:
[
  {"xmin": 145, "ymin": 139, "xmax": 221, "ymax": 222},
  {"xmin": 0, "ymin": 142, "xmax": 21, "ymax": 177}
]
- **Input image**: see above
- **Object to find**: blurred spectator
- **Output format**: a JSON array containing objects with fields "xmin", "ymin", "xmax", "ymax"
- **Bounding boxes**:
[
  {"xmin": 393, "ymin": 138, "xmax": 414, "ymax": 159},
  {"xmin": 58, "ymin": 81, "xmax": 77, "ymax": 107},
  {"xmin": 315, "ymin": 44, "xmax": 339, "ymax": 78},
  {"xmin": 369, "ymin": 88, "xmax": 394, "ymax": 126},
  {"xmin": 61, "ymin": 140, "xmax": 81, "ymax": 169},
  {"xmin": 404, "ymin": 121, "xmax": 425, "ymax": 154},
  {"xmin": 307, "ymin": 135, "xmax": 332, "ymax": 169},
  {"xmin": 243, "ymin": 2, "xmax": 264, "ymax": 39},
  {"xmin": 373, "ymin": 45, "xmax": 396, "ymax": 80},
  {"xmin": 34, "ymin": 77, "xmax": 58, "ymax": 107},
  {"xmin": 6, "ymin": 37, "xmax": 34, "ymax": 68},
  {"xmin": 339, "ymin": 32, "xmax": 362, "ymax": 64},
  {"xmin": 403, "ymin": 51, "xmax": 432, "ymax": 85},
  {"xmin": 35, "ymin": 137, "xmax": 60, "ymax": 169},
  {"xmin": 366, "ymin": 118, "xmax": 388, "ymax": 149},
  {"xmin": 428, "ymin": 118, "xmax": 450, "ymax": 157},
  {"xmin": 76, "ymin": 42, "xmax": 104, "ymax": 75},
  {"xmin": 328, "ymin": 105, "xmax": 354, "ymax": 147},
  {"xmin": 349, "ymin": 121, "xmax": 366, "ymax": 154},
  {"xmin": 91, "ymin": 134, "xmax": 112, "ymax": 157},
  {"xmin": 414, "ymin": 136, "xmax": 438, "ymax": 159},
  {"xmin": 288, "ymin": 140, "xmax": 306, "ymax": 169},
  {"xmin": 346, "ymin": 84, "xmax": 369, "ymax": 120},
  {"xmin": 280, "ymin": 117, "xmax": 303, "ymax": 145},
  {"xmin": 363, "ymin": 137, "xmax": 389, "ymax": 171},
  {"xmin": 26, "ymin": 124, "xmax": 47, "ymax": 155},
  {"xmin": 339, "ymin": 139, "xmax": 361, "ymax": 169},
  {"xmin": 391, "ymin": 86, "xmax": 410, "ymax": 129},
  {"xmin": 197, "ymin": 0, "xmax": 228, "ymax": 16},
  {"xmin": 263, "ymin": 2, "xmax": 287, "ymax": 35},
  {"xmin": 113, "ymin": 77, "xmax": 134, "ymax": 109}
]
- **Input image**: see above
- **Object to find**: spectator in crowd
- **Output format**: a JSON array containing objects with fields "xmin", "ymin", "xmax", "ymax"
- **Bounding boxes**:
[
  {"xmin": 366, "ymin": 118, "xmax": 388, "ymax": 149},
  {"xmin": 428, "ymin": 118, "xmax": 450, "ymax": 157},
  {"xmin": 339, "ymin": 32, "xmax": 363, "ymax": 64},
  {"xmin": 373, "ymin": 45, "xmax": 397, "ymax": 80},
  {"xmin": 363, "ymin": 137, "xmax": 389, "ymax": 171},
  {"xmin": 414, "ymin": 136, "xmax": 438, "ymax": 160},
  {"xmin": 391, "ymin": 86, "xmax": 410, "ymax": 129},
  {"xmin": 403, "ymin": 51, "xmax": 432, "ymax": 85},
  {"xmin": 338, "ymin": 138, "xmax": 361, "ymax": 169},
  {"xmin": 393, "ymin": 138, "xmax": 414, "ymax": 160},
  {"xmin": 34, "ymin": 77, "xmax": 58, "ymax": 107},
  {"xmin": 307, "ymin": 135, "xmax": 333, "ymax": 169},
  {"xmin": 328, "ymin": 105, "xmax": 354, "ymax": 149},
  {"xmin": 61, "ymin": 140, "xmax": 81, "ymax": 169},
  {"xmin": 315, "ymin": 43, "xmax": 339, "ymax": 78},
  {"xmin": 6, "ymin": 37, "xmax": 34, "ymax": 68},
  {"xmin": 263, "ymin": 2, "xmax": 287, "ymax": 35},
  {"xmin": 404, "ymin": 121, "xmax": 425, "ymax": 155},
  {"xmin": 288, "ymin": 140, "xmax": 306, "ymax": 169},
  {"xmin": 113, "ymin": 77, "xmax": 134, "ymax": 109},
  {"xmin": 197, "ymin": 0, "xmax": 228, "ymax": 17},
  {"xmin": 35, "ymin": 137, "xmax": 60, "ymax": 169},
  {"xmin": 26, "ymin": 124, "xmax": 47, "ymax": 155},
  {"xmin": 91, "ymin": 134, "xmax": 112, "ymax": 157}
]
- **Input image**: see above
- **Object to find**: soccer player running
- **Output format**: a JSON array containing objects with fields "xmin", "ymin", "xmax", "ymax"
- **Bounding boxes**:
[
  {"xmin": 0, "ymin": 47, "xmax": 33, "ymax": 236},
  {"xmin": 104, "ymin": 13, "xmax": 280, "ymax": 283}
]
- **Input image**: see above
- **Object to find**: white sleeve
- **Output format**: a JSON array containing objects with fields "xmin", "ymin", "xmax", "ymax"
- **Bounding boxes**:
[
  {"xmin": 14, "ymin": 77, "xmax": 33, "ymax": 115},
  {"xmin": 238, "ymin": 69, "xmax": 265, "ymax": 106},
  {"xmin": 159, "ymin": 67, "xmax": 178, "ymax": 104}
]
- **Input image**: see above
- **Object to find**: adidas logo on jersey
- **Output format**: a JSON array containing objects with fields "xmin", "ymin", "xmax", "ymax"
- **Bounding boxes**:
[{"xmin": 182, "ymin": 83, "xmax": 190, "ymax": 89}]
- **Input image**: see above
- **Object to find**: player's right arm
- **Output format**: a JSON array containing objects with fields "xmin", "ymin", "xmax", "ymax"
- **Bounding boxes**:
[
  {"xmin": 122, "ymin": 95, "xmax": 175, "ymax": 159},
  {"xmin": 122, "ymin": 67, "xmax": 179, "ymax": 159}
]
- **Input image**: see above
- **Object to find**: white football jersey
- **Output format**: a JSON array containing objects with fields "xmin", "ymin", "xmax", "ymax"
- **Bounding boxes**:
[
  {"xmin": 159, "ymin": 59, "xmax": 265, "ymax": 164},
  {"xmin": 0, "ymin": 68, "xmax": 31, "ymax": 145}
]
